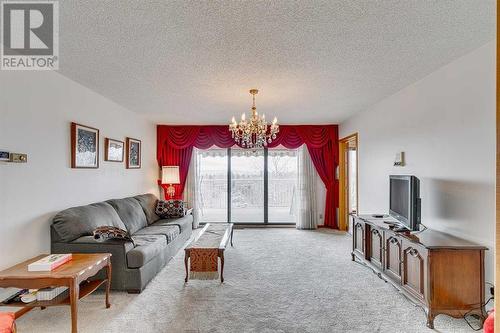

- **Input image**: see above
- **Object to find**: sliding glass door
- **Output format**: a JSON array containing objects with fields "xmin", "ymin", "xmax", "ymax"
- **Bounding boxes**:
[
  {"xmin": 198, "ymin": 149, "xmax": 228, "ymax": 223},
  {"xmin": 197, "ymin": 147, "xmax": 297, "ymax": 224},
  {"xmin": 230, "ymin": 149, "xmax": 264, "ymax": 223},
  {"xmin": 268, "ymin": 149, "xmax": 298, "ymax": 223}
]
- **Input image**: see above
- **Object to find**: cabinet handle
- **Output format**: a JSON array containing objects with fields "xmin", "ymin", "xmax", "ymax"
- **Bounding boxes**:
[
  {"xmin": 408, "ymin": 248, "xmax": 419, "ymax": 257},
  {"xmin": 371, "ymin": 229, "xmax": 379, "ymax": 235},
  {"xmin": 389, "ymin": 238, "xmax": 398, "ymax": 245}
]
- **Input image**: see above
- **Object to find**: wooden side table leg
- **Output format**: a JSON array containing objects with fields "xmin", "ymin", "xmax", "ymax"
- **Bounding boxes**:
[
  {"xmin": 184, "ymin": 250, "xmax": 189, "ymax": 283},
  {"xmin": 69, "ymin": 279, "xmax": 80, "ymax": 333},
  {"xmin": 105, "ymin": 261, "xmax": 112, "ymax": 308}
]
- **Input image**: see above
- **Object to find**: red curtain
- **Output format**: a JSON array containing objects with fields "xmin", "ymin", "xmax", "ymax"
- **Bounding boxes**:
[{"xmin": 157, "ymin": 125, "xmax": 339, "ymax": 228}]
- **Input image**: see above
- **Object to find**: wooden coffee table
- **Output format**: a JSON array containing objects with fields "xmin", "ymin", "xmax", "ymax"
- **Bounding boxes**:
[{"xmin": 0, "ymin": 253, "xmax": 112, "ymax": 333}]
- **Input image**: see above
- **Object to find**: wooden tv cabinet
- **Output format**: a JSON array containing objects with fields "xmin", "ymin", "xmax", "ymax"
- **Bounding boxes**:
[{"xmin": 351, "ymin": 215, "xmax": 488, "ymax": 329}]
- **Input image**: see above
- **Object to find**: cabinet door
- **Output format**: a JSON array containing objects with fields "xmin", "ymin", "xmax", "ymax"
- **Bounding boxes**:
[
  {"xmin": 369, "ymin": 227, "xmax": 383, "ymax": 269},
  {"xmin": 352, "ymin": 219, "xmax": 365, "ymax": 258},
  {"xmin": 402, "ymin": 242, "xmax": 427, "ymax": 300},
  {"xmin": 384, "ymin": 234, "xmax": 402, "ymax": 283}
]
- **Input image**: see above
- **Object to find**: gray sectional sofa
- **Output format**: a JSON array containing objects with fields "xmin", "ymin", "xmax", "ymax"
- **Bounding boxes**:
[{"xmin": 50, "ymin": 194, "xmax": 193, "ymax": 293}]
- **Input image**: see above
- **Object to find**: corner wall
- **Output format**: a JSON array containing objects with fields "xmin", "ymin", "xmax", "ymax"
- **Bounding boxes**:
[
  {"xmin": 340, "ymin": 41, "xmax": 496, "ymax": 281},
  {"xmin": 0, "ymin": 71, "xmax": 158, "ymax": 270}
]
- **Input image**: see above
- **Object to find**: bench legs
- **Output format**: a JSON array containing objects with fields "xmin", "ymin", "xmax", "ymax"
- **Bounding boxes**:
[
  {"xmin": 184, "ymin": 250, "xmax": 190, "ymax": 283},
  {"xmin": 219, "ymin": 250, "xmax": 225, "ymax": 283}
]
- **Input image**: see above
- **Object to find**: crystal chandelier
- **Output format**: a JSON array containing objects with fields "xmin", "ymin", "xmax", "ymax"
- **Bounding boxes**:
[{"xmin": 229, "ymin": 89, "xmax": 279, "ymax": 149}]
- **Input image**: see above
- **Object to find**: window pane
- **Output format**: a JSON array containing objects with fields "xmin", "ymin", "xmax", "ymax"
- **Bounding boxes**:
[
  {"xmin": 198, "ymin": 149, "xmax": 228, "ymax": 222},
  {"xmin": 230, "ymin": 149, "xmax": 264, "ymax": 223},
  {"xmin": 268, "ymin": 149, "xmax": 298, "ymax": 223}
]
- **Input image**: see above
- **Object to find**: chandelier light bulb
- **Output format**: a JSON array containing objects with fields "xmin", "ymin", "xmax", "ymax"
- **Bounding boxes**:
[
  {"xmin": 241, "ymin": 113, "xmax": 246, "ymax": 121},
  {"xmin": 232, "ymin": 116, "xmax": 236, "ymax": 123}
]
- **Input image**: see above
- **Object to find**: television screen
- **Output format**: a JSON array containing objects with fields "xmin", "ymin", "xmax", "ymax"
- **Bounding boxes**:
[
  {"xmin": 390, "ymin": 178, "xmax": 409, "ymax": 220},
  {"xmin": 389, "ymin": 175, "xmax": 421, "ymax": 231}
]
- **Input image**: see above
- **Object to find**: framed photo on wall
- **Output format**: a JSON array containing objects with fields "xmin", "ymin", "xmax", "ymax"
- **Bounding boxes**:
[
  {"xmin": 105, "ymin": 138, "xmax": 124, "ymax": 162},
  {"xmin": 126, "ymin": 137, "xmax": 141, "ymax": 169},
  {"xmin": 71, "ymin": 122, "xmax": 99, "ymax": 168}
]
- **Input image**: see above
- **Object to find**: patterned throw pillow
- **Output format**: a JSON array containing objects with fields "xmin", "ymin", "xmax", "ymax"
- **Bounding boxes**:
[
  {"xmin": 93, "ymin": 226, "xmax": 133, "ymax": 244},
  {"xmin": 155, "ymin": 200, "xmax": 186, "ymax": 218}
]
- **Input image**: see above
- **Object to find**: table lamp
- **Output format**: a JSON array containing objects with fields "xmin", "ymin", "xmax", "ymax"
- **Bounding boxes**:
[{"xmin": 162, "ymin": 166, "xmax": 180, "ymax": 199}]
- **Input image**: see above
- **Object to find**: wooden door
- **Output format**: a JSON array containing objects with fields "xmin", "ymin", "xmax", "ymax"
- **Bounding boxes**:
[
  {"xmin": 384, "ymin": 233, "xmax": 402, "ymax": 283},
  {"xmin": 339, "ymin": 133, "xmax": 358, "ymax": 232},
  {"xmin": 369, "ymin": 227, "xmax": 383, "ymax": 269},
  {"xmin": 352, "ymin": 219, "xmax": 365, "ymax": 258},
  {"xmin": 402, "ymin": 242, "xmax": 427, "ymax": 300}
]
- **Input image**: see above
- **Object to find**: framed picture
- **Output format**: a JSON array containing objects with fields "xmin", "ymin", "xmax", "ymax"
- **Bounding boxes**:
[
  {"xmin": 126, "ymin": 137, "xmax": 141, "ymax": 169},
  {"xmin": 104, "ymin": 138, "xmax": 124, "ymax": 162},
  {"xmin": 71, "ymin": 122, "xmax": 99, "ymax": 168}
]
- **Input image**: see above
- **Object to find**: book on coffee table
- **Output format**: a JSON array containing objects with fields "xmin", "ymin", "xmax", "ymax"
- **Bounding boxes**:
[
  {"xmin": 36, "ymin": 286, "xmax": 68, "ymax": 301},
  {"xmin": 27, "ymin": 254, "xmax": 72, "ymax": 272}
]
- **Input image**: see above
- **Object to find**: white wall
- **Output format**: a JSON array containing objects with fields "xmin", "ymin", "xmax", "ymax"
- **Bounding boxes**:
[
  {"xmin": 0, "ymin": 71, "xmax": 158, "ymax": 270},
  {"xmin": 340, "ymin": 41, "xmax": 496, "ymax": 282}
]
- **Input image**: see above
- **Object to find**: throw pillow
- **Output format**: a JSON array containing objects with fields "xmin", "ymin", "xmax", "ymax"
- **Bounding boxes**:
[
  {"xmin": 93, "ymin": 226, "xmax": 134, "ymax": 245},
  {"xmin": 155, "ymin": 200, "xmax": 186, "ymax": 218}
]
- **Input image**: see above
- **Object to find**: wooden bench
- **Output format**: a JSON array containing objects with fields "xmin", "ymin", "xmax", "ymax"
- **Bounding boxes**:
[{"xmin": 184, "ymin": 223, "xmax": 234, "ymax": 283}]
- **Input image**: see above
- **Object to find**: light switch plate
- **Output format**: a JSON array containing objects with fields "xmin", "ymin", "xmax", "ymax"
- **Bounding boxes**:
[
  {"xmin": 10, "ymin": 153, "xmax": 27, "ymax": 163},
  {"xmin": 0, "ymin": 151, "xmax": 9, "ymax": 161}
]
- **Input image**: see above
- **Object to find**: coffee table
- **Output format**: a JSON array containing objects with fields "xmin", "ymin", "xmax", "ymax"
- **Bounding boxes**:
[
  {"xmin": 184, "ymin": 223, "xmax": 233, "ymax": 283},
  {"xmin": 0, "ymin": 253, "xmax": 112, "ymax": 333}
]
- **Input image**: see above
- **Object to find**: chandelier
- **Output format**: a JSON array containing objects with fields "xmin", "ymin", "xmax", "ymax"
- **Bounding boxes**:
[{"xmin": 229, "ymin": 89, "xmax": 279, "ymax": 149}]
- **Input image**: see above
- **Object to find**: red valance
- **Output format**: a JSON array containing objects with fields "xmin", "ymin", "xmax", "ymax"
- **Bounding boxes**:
[{"xmin": 157, "ymin": 125, "xmax": 339, "ymax": 228}]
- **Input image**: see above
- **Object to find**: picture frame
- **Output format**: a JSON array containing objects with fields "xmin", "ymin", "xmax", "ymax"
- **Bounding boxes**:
[
  {"xmin": 104, "ymin": 138, "xmax": 124, "ymax": 162},
  {"xmin": 71, "ymin": 122, "xmax": 99, "ymax": 169},
  {"xmin": 126, "ymin": 137, "xmax": 141, "ymax": 169}
]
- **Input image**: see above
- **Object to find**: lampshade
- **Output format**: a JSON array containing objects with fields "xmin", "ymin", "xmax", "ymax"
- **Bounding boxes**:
[{"xmin": 162, "ymin": 166, "xmax": 180, "ymax": 184}]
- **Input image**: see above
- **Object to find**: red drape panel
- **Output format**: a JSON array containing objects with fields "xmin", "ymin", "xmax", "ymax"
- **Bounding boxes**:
[{"xmin": 157, "ymin": 125, "xmax": 339, "ymax": 228}]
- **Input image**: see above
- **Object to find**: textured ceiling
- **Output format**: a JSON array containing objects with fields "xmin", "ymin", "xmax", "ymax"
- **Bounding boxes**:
[{"xmin": 58, "ymin": 0, "xmax": 495, "ymax": 124}]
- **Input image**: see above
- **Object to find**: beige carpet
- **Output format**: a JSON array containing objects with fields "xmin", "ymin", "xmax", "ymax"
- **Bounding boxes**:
[{"xmin": 17, "ymin": 229, "xmax": 479, "ymax": 332}]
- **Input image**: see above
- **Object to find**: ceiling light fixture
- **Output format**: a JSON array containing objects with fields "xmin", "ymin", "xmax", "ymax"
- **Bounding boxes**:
[{"xmin": 229, "ymin": 89, "xmax": 279, "ymax": 149}]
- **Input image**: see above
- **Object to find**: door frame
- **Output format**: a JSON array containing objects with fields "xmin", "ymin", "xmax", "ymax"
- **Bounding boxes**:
[{"xmin": 339, "ymin": 133, "xmax": 358, "ymax": 232}]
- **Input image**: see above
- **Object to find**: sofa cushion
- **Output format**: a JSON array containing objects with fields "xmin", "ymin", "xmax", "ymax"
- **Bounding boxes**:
[
  {"xmin": 153, "ymin": 214, "xmax": 193, "ymax": 233},
  {"xmin": 155, "ymin": 200, "xmax": 185, "ymax": 218},
  {"xmin": 133, "ymin": 225, "xmax": 180, "ymax": 244},
  {"xmin": 133, "ymin": 194, "xmax": 161, "ymax": 225},
  {"xmin": 70, "ymin": 235, "xmax": 135, "ymax": 251},
  {"xmin": 93, "ymin": 226, "xmax": 133, "ymax": 244},
  {"xmin": 107, "ymin": 198, "xmax": 148, "ymax": 234},
  {"xmin": 52, "ymin": 202, "xmax": 127, "ymax": 242},
  {"xmin": 127, "ymin": 235, "xmax": 167, "ymax": 268}
]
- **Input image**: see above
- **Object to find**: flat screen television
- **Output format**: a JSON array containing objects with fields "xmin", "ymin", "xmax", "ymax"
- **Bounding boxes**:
[{"xmin": 389, "ymin": 175, "xmax": 421, "ymax": 231}]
